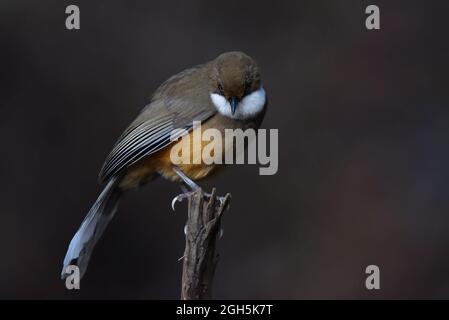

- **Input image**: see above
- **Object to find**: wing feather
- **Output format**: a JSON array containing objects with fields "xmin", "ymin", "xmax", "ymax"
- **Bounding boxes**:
[{"xmin": 98, "ymin": 77, "xmax": 216, "ymax": 184}]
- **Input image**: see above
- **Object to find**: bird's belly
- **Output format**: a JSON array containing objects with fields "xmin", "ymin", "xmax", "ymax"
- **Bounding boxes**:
[
  {"xmin": 119, "ymin": 125, "xmax": 226, "ymax": 188},
  {"xmin": 118, "ymin": 111, "xmax": 261, "ymax": 190},
  {"xmin": 155, "ymin": 125, "xmax": 226, "ymax": 181}
]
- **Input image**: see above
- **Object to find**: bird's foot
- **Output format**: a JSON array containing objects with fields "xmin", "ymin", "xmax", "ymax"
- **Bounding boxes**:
[
  {"xmin": 171, "ymin": 191, "xmax": 196, "ymax": 211},
  {"xmin": 172, "ymin": 191, "xmax": 227, "ymax": 211},
  {"xmin": 202, "ymin": 192, "xmax": 227, "ymax": 207}
]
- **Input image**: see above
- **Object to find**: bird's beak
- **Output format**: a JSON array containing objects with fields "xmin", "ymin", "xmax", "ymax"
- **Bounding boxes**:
[{"xmin": 230, "ymin": 97, "xmax": 239, "ymax": 115}]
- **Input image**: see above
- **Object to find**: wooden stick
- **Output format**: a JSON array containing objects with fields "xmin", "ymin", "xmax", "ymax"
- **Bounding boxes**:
[{"xmin": 180, "ymin": 188, "xmax": 231, "ymax": 300}]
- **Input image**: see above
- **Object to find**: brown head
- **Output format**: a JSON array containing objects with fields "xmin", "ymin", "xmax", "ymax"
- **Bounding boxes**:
[{"xmin": 209, "ymin": 52, "xmax": 266, "ymax": 119}]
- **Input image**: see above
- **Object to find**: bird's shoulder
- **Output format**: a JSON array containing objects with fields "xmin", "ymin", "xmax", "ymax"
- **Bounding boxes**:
[
  {"xmin": 98, "ymin": 62, "xmax": 216, "ymax": 184},
  {"xmin": 133, "ymin": 62, "xmax": 216, "ymax": 126},
  {"xmin": 150, "ymin": 62, "xmax": 212, "ymax": 105}
]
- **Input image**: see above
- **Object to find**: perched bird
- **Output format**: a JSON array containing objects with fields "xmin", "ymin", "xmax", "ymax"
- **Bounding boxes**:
[{"xmin": 61, "ymin": 51, "xmax": 267, "ymax": 279}]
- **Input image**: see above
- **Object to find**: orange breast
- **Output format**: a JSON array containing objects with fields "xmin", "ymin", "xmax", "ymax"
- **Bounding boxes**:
[{"xmin": 119, "ymin": 126, "xmax": 224, "ymax": 189}]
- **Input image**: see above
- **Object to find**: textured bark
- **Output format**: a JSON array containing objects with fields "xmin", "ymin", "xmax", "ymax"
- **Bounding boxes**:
[{"xmin": 181, "ymin": 188, "xmax": 231, "ymax": 300}]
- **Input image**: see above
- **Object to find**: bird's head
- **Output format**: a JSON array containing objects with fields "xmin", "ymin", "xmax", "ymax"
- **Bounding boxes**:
[{"xmin": 210, "ymin": 51, "xmax": 266, "ymax": 120}]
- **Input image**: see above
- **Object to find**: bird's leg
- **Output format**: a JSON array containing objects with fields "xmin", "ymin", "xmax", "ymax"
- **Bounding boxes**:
[
  {"xmin": 171, "ymin": 184, "xmax": 195, "ymax": 211},
  {"xmin": 171, "ymin": 167, "xmax": 200, "ymax": 211},
  {"xmin": 173, "ymin": 167, "xmax": 200, "ymax": 191},
  {"xmin": 171, "ymin": 167, "xmax": 226, "ymax": 238},
  {"xmin": 173, "ymin": 167, "xmax": 227, "ymax": 203}
]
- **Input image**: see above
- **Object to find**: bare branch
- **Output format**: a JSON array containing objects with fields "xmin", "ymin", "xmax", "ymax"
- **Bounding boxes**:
[{"xmin": 180, "ymin": 188, "xmax": 231, "ymax": 300}]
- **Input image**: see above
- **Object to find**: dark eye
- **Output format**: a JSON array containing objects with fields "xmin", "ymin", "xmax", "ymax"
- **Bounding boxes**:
[{"xmin": 217, "ymin": 83, "xmax": 224, "ymax": 95}]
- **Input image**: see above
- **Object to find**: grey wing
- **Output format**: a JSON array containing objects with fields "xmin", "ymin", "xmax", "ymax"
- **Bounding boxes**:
[{"xmin": 98, "ymin": 98, "xmax": 215, "ymax": 184}]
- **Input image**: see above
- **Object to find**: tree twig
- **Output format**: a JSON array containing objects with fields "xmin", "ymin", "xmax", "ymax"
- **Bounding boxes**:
[{"xmin": 180, "ymin": 188, "xmax": 231, "ymax": 300}]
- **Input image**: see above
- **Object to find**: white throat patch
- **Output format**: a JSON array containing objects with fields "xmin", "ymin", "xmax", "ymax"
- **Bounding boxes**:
[{"xmin": 210, "ymin": 88, "xmax": 266, "ymax": 120}]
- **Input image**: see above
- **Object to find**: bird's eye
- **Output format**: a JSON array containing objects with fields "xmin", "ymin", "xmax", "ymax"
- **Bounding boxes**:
[{"xmin": 217, "ymin": 83, "xmax": 224, "ymax": 95}]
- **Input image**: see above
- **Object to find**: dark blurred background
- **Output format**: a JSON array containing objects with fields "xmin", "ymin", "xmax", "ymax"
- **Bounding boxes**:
[{"xmin": 1, "ymin": 0, "xmax": 448, "ymax": 299}]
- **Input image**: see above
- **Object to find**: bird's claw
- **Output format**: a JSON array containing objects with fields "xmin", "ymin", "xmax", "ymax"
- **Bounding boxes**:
[
  {"xmin": 203, "ymin": 193, "xmax": 227, "ymax": 207},
  {"xmin": 171, "ymin": 196, "xmax": 180, "ymax": 211},
  {"xmin": 172, "ymin": 191, "xmax": 228, "ymax": 211},
  {"xmin": 171, "ymin": 192, "xmax": 194, "ymax": 211},
  {"xmin": 217, "ymin": 196, "xmax": 227, "ymax": 207}
]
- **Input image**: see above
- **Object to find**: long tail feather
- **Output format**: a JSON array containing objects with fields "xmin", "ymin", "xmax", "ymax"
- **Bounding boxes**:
[{"xmin": 61, "ymin": 176, "xmax": 122, "ymax": 279}]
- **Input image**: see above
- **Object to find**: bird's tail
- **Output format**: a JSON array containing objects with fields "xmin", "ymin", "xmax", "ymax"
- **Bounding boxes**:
[{"xmin": 61, "ymin": 176, "xmax": 122, "ymax": 279}]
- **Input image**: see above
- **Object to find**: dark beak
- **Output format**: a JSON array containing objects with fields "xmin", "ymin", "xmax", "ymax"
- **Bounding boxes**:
[{"xmin": 230, "ymin": 97, "xmax": 239, "ymax": 115}]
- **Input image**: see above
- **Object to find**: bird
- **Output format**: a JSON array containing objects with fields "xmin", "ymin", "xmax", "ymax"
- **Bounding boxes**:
[{"xmin": 61, "ymin": 51, "xmax": 268, "ymax": 279}]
